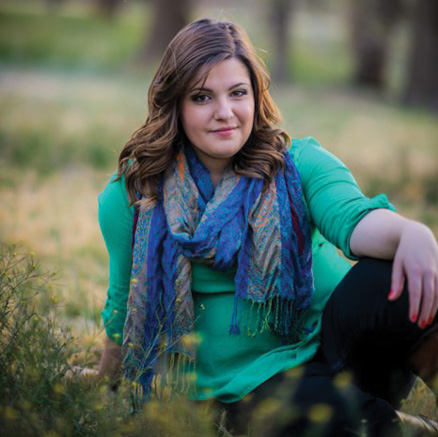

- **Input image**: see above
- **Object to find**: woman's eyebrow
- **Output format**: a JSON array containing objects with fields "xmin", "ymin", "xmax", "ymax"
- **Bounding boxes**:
[{"xmin": 189, "ymin": 82, "xmax": 250, "ymax": 93}]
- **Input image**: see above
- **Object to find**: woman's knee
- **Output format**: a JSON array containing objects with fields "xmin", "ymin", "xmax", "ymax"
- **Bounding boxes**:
[
  {"xmin": 330, "ymin": 258, "xmax": 394, "ymax": 306},
  {"xmin": 319, "ymin": 257, "xmax": 415, "ymax": 372},
  {"xmin": 322, "ymin": 257, "xmax": 411, "ymax": 328}
]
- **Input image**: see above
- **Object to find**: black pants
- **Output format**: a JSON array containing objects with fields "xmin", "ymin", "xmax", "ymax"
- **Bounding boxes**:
[{"xmin": 217, "ymin": 258, "xmax": 438, "ymax": 437}]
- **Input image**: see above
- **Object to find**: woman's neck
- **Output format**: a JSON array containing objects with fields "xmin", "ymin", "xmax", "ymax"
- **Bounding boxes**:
[
  {"xmin": 210, "ymin": 170, "xmax": 225, "ymax": 187},
  {"xmin": 188, "ymin": 147, "xmax": 231, "ymax": 187}
]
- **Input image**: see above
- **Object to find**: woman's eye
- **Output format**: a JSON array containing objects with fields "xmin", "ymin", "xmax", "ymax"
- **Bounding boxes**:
[
  {"xmin": 232, "ymin": 89, "xmax": 247, "ymax": 97},
  {"xmin": 191, "ymin": 94, "xmax": 210, "ymax": 103}
]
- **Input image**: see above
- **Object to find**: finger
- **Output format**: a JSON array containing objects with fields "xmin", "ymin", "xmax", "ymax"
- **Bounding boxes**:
[
  {"xmin": 389, "ymin": 258, "xmax": 405, "ymax": 300},
  {"xmin": 80, "ymin": 368, "xmax": 99, "ymax": 378},
  {"xmin": 407, "ymin": 273, "xmax": 422, "ymax": 325},
  {"xmin": 65, "ymin": 366, "xmax": 83, "ymax": 380},
  {"xmin": 419, "ymin": 273, "xmax": 434, "ymax": 329},
  {"xmin": 66, "ymin": 366, "xmax": 98, "ymax": 380}
]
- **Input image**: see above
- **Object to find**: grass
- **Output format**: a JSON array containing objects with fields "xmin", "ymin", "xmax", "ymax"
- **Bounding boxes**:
[
  {"xmin": 0, "ymin": 2, "xmax": 147, "ymax": 71},
  {"xmin": 0, "ymin": 1, "xmax": 437, "ymax": 435},
  {"xmin": 0, "ymin": 67, "xmax": 149, "ymax": 174},
  {"xmin": 0, "ymin": 244, "xmax": 216, "ymax": 437}
]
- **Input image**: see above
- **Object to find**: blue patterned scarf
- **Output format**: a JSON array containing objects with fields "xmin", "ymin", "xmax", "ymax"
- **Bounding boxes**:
[{"xmin": 123, "ymin": 145, "xmax": 314, "ymax": 396}]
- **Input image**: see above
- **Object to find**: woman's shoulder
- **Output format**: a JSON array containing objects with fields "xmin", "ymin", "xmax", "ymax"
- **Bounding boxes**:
[
  {"xmin": 288, "ymin": 136, "xmax": 322, "ymax": 161},
  {"xmin": 98, "ymin": 171, "xmax": 134, "ymax": 221},
  {"xmin": 287, "ymin": 136, "xmax": 347, "ymax": 172}
]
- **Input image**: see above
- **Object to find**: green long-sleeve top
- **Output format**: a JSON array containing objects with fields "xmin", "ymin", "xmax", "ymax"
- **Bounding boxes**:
[{"xmin": 98, "ymin": 137, "xmax": 395, "ymax": 402}]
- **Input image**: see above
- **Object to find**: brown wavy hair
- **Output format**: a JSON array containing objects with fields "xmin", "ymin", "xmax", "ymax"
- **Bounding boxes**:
[{"xmin": 118, "ymin": 18, "xmax": 290, "ymax": 206}]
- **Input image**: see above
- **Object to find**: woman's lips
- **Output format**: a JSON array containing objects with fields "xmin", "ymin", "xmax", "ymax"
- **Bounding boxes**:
[{"xmin": 211, "ymin": 127, "xmax": 236, "ymax": 137}]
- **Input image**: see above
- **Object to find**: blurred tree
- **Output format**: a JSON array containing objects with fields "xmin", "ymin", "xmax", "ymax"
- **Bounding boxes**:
[
  {"xmin": 402, "ymin": 0, "xmax": 438, "ymax": 111},
  {"xmin": 350, "ymin": 0, "xmax": 403, "ymax": 89},
  {"xmin": 45, "ymin": 0, "xmax": 67, "ymax": 12},
  {"xmin": 269, "ymin": 0, "xmax": 295, "ymax": 83},
  {"xmin": 140, "ymin": 0, "xmax": 193, "ymax": 61},
  {"xmin": 95, "ymin": 0, "xmax": 122, "ymax": 18}
]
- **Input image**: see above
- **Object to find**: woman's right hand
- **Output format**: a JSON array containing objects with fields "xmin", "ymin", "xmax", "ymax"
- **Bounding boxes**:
[{"xmin": 96, "ymin": 335, "xmax": 123, "ymax": 382}]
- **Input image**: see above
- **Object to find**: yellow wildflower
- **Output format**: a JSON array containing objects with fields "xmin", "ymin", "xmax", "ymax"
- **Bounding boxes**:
[
  {"xmin": 285, "ymin": 365, "xmax": 304, "ymax": 380},
  {"xmin": 255, "ymin": 398, "xmax": 282, "ymax": 418},
  {"xmin": 308, "ymin": 403, "xmax": 333, "ymax": 424},
  {"xmin": 93, "ymin": 402, "xmax": 103, "ymax": 411},
  {"xmin": 52, "ymin": 383, "xmax": 65, "ymax": 395},
  {"xmin": 3, "ymin": 406, "xmax": 18, "ymax": 420},
  {"xmin": 181, "ymin": 333, "xmax": 202, "ymax": 349},
  {"xmin": 334, "ymin": 371, "xmax": 353, "ymax": 389}
]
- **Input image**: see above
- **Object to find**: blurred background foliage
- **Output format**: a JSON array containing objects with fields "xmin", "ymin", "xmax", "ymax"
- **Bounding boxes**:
[{"xmin": 0, "ymin": 0, "xmax": 437, "ymax": 433}]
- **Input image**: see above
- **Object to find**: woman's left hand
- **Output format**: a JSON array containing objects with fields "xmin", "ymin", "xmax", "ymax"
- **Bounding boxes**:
[
  {"xmin": 65, "ymin": 366, "xmax": 99, "ymax": 381},
  {"xmin": 389, "ymin": 220, "xmax": 438, "ymax": 329}
]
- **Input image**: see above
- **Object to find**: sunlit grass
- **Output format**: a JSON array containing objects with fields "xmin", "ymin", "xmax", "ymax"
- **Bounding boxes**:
[{"xmin": 0, "ymin": 167, "xmax": 108, "ymax": 341}]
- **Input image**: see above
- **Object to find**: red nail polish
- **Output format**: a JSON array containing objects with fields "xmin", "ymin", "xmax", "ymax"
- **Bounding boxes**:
[
  {"xmin": 388, "ymin": 290, "xmax": 396, "ymax": 300},
  {"xmin": 428, "ymin": 317, "xmax": 434, "ymax": 325},
  {"xmin": 420, "ymin": 320, "xmax": 426, "ymax": 329},
  {"xmin": 411, "ymin": 314, "xmax": 418, "ymax": 323}
]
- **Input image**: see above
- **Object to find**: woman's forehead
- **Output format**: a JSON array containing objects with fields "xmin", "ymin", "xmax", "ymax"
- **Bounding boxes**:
[{"xmin": 186, "ymin": 58, "xmax": 251, "ymax": 92}]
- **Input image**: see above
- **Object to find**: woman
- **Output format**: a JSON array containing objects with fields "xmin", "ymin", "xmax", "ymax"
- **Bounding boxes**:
[{"xmin": 97, "ymin": 18, "xmax": 438, "ymax": 436}]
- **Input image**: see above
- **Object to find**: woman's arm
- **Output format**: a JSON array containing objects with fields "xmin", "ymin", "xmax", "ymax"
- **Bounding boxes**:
[
  {"xmin": 96, "ymin": 173, "xmax": 135, "ymax": 380},
  {"xmin": 291, "ymin": 138, "xmax": 437, "ymax": 329},
  {"xmin": 291, "ymin": 137, "xmax": 397, "ymax": 260},
  {"xmin": 350, "ymin": 209, "xmax": 438, "ymax": 328}
]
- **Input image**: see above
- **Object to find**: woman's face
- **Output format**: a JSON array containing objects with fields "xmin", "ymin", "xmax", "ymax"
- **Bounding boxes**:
[{"xmin": 180, "ymin": 58, "xmax": 255, "ymax": 176}]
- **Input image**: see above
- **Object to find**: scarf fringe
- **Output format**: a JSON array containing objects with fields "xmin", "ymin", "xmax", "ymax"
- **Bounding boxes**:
[{"xmin": 230, "ymin": 295, "xmax": 307, "ymax": 343}]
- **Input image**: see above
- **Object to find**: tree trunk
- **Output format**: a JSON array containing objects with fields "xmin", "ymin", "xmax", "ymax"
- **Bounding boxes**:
[
  {"xmin": 140, "ymin": 0, "xmax": 192, "ymax": 62},
  {"xmin": 270, "ymin": 0, "xmax": 295, "ymax": 84},
  {"xmin": 350, "ymin": 0, "xmax": 403, "ymax": 89},
  {"xmin": 402, "ymin": 0, "xmax": 438, "ymax": 111},
  {"xmin": 94, "ymin": 0, "xmax": 121, "ymax": 19}
]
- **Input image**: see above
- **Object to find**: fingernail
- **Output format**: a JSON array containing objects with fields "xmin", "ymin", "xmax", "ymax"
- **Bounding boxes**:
[
  {"xmin": 388, "ymin": 289, "xmax": 396, "ymax": 300},
  {"xmin": 411, "ymin": 314, "xmax": 418, "ymax": 323},
  {"xmin": 420, "ymin": 320, "xmax": 426, "ymax": 329},
  {"xmin": 428, "ymin": 317, "xmax": 434, "ymax": 325}
]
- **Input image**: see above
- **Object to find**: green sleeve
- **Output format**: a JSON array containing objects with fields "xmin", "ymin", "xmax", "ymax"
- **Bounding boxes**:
[
  {"xmin": 290, "ymin": 137, "xmax": 396, "ymax": 260},
  {"xmin": 98, "ymin": 173, "xmax": 134, "ymax": 344}
]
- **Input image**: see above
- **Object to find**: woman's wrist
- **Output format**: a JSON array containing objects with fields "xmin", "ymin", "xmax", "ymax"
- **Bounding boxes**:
[{"xmin": 97, "ymin": 335, "xmax": 123, "ymax": 381}]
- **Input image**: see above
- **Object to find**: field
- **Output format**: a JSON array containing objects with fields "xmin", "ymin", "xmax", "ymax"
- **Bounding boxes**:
[{"xmin": 0, "ymin": 1, "xmax": 437, "ymax": 436}]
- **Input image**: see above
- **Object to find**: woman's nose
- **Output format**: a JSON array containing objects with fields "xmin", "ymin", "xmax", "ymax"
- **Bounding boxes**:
[{"xmin": 214, "ymin": 98, "xmax": 233, "ymax": 120}]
